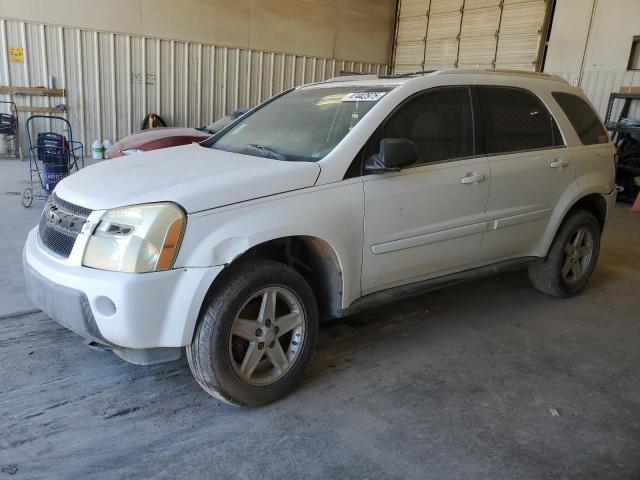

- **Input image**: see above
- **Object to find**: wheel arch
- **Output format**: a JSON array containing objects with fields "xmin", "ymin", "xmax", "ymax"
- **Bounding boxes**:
[
  {"xmin": 197, "ymin": 235, "xmax": 346, "ymax": 327},
  {"xmin": 541, "ymin": 190, "xmax": 609, "ymax": 257},
  {"xmin": 569, "ymin": 193, "xmax": 607, "ymax": 231}
]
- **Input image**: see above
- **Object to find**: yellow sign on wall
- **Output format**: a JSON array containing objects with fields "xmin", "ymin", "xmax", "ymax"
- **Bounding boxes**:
[{"xmin": 9, "ymin": 47, "xmax": 23, "ymax": 63}]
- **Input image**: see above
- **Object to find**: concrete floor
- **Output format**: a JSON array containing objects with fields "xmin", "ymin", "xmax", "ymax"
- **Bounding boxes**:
[
  {"xmin": 0, "ymin": 159, "xmax": 42, "ymax": 317},
  {"xmin": 0, "ymin": 159, "xmax": 100, "ymax": 317},
  {"xmin": 0, "ymin": 184, "xmax": 639, "ymax": 478}
]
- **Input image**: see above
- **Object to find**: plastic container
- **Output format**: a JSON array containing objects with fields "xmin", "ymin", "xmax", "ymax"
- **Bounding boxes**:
[
  {"xmin": 91, "ymin": 139, "xmax": 104, "ymax": 160},
  {"xmin": 37, "ymin": 132, "xmax": 70, "ymax": 193},
  {"xmin": 43, "ymin": 162, "xmax": 69, "ymax": 193},
  {"xmin": 102, "ymin": 139, "xmax": 112, "ymax": 158}
]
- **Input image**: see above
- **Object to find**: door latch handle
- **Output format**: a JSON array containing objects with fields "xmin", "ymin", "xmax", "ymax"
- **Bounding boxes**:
[
  {"xmin": 460, "ymin": 173, "xmax": 486, "ymax": 184},
  {"xmin": 550, "ymin": 159, "xmax": 569, "ymax": 169}
]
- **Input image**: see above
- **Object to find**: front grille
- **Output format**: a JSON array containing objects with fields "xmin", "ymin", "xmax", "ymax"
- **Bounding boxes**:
[
  {"xmin": 51, "ymin": 193, "xmax": 92, "ymax": 218},
  {"xmin": 38, "ymin": 195, "xmax": 92, "ymax": 258}
]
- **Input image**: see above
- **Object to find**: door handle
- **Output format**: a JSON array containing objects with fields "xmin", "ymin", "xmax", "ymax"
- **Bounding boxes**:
[
  {"xmin": 550, "ymin": 159, "xmax": 569, "ymax": 169},
  {"xmin": 460, "ymin": 173, "xmax": 486, "ymax": 184}
]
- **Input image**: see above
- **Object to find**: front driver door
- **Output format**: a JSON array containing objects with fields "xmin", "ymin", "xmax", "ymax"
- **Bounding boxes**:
[{"xmin": 361, "ymin": 87, "xmax": 490, "ymax": 294}]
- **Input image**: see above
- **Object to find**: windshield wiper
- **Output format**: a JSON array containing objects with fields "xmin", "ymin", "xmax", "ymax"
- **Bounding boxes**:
[{"xmin": 244, "ymin": 143, "xmax": 287, "ymax": 160}]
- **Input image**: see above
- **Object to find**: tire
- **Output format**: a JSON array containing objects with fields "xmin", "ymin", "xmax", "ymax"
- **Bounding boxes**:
[
  {"xmin": 528, "ymin": 209, "xmax": 601, "ymax": 297},
  {"xmin": 21, "ymin": 188, "xmax": 33, "ymax": 208},
  {"xmin": 187, "ymin": 259, "xmax": 319, "ymax": 407}
]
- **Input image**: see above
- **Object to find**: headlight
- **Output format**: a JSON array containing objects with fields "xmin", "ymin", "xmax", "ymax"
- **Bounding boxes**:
[
  {"xmin": 122, "ymin": 148, "xmax": 145, "ymax": 155},
  {"xmin": 83, "ymin": 202, "xmax": 185, "ymax": 273}
]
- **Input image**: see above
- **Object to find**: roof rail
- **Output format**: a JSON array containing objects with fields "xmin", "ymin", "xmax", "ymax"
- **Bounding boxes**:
[
  {"xmin": 324, "ymin": 74, "xmax": 380, "ymax": 83},
  {"xmin": 431, "ymin": 68, "xmax": 568, "ymax": 83},
  {"xmin": 489, "ymin": 69, "xmax": 569, "ymax": 83},
  {"xmin": 384, "ymin": 68, "xmax": 568, "ymax": 84},
  {"xmin": 319, "ymin": 68, "xmax": 569, "ymax": 85},
  {"xmin": 383, "ymin": 70, "xmax": 437, "ymax": 78}
]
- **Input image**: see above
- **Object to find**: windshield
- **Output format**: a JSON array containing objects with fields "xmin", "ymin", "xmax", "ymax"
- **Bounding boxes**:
[{"xmin": 212, "ymin": 86, "xmax": 393, "ymax": 162}]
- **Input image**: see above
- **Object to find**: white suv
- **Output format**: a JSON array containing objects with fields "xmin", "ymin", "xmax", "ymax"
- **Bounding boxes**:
[{"xmin": 24, "ymin": 70, "xmax": 616, "ymax": 406}]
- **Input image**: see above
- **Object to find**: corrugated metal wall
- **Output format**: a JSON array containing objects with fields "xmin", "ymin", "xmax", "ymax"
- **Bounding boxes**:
[{"xmin": 0, "ymin": 18, "xmax": 389, "ymax": 153}]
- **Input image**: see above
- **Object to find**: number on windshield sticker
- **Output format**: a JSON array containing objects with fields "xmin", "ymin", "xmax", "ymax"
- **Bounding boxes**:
[{"xmin": 341, "ymin": 92, "xmax": 387, "ymax": 102}]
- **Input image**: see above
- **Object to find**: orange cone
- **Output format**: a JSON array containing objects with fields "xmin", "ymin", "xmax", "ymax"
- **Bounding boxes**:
[{"xmin": 632, "ymin": 191, "xmax": 640, "ymax": 213}]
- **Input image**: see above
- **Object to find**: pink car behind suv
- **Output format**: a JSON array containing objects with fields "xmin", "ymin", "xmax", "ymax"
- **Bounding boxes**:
[{"xmin": 107, "ymin": 109, "xmax": 248, "ymax": 158}]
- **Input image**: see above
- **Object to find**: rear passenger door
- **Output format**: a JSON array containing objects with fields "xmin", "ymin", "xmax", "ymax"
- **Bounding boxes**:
[
  {"xmin": 477, "ymin": 86, "xmax": 573, "ymax": 262},
  {"xmin": 361, "ymin": 87, "xmax": 490, "ymax": 294}
]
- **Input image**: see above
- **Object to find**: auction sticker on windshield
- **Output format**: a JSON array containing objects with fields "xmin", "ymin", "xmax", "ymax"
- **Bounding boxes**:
[{"xmin": 341, "ymin": 92, "xmax": 387, "ymax": 102}]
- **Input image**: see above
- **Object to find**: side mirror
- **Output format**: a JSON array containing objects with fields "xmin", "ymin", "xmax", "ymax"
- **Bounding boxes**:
[{"xmin": 365, "ymin": 138, "xmax": 419, "ymax": 174}]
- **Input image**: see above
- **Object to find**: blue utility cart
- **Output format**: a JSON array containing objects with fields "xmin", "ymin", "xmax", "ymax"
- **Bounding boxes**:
[{"xmin": 22, "ymin": 115, "xmax": 84, "ymax": 208}]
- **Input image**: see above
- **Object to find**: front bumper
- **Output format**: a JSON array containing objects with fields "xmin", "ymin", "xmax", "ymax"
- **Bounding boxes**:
[
  {"xmin": 23, "ymin": 227, "xmax": 223, "ymax": 350},
  {"xmin": 24, "ymin": 257, "xmax": 111, "ymax": 345}
]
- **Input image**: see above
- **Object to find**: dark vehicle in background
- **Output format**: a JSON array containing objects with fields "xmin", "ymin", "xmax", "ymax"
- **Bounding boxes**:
[
  {"xmin": 107, "ymin": 109, "xmax": 249, "ymax": 158},
  {"xmin": 614, "ymin": 119, "xmax": 640, "ymax": 203}
]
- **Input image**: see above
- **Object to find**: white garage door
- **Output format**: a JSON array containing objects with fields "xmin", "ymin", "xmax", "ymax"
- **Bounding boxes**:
[{"xmin": 393, "ymin": 0, "xmax": 548, "ymax": 73}]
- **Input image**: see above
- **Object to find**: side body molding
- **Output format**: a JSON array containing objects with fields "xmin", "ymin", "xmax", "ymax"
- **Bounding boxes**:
[{"xmin": 371, "ymin": 221, "xmax": 487, "ymax": 255}]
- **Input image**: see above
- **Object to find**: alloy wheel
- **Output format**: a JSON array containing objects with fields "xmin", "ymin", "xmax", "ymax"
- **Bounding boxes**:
[
  {"xmin": 561, "ymin": 226, "xmax": 594, "ymax": 284},
  {"xmin": 228, "ymin": 286, "xmax": 305, "ymax": 386}
]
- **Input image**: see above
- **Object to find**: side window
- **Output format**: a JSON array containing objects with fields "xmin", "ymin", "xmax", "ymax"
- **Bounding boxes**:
[
  {"xmin": 479, "ymin": 86, "xmax": 562, "ymax": 154},
  {"xmin": 383, "ymin": 88, "xmax": 474, "ymax": 164},
  {"xmin": 552, "ymin": 92, "xmax": 609, "ymax": 145}
]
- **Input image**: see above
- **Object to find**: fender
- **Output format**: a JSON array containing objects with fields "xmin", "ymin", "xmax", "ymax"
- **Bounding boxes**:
[
  {"xmin": 178, "ymin": 232, "xmax": 346, "ymax": 345},
  {"xmin": 538, "ymin": 176, "xmax": 611, "ymax": 256},
  {"xmin": 175, "ymin": 179, "xmax": 366, "ymax": 310}
]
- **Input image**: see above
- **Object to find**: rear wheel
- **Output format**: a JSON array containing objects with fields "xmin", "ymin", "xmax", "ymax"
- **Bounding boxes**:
[
  {"xmin": 528, "ymin": 209, "xmax": 601, "ymax": 297},
  {"xmin": 21, "ymin": 188, "xmax": 33, "ymax": 208},
  {"xmin": 187, "ymin": 259, "xmax": 318, "ymax": 406}
]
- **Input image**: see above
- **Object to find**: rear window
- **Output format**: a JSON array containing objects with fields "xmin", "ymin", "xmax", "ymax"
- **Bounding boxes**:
[
  {"xmin": 479, "ymin": 86, "xmax": 563, "ymax": 155},
  {"xmin": 551, "ymin": 92, "xmax": 609, "ymax": 145}
]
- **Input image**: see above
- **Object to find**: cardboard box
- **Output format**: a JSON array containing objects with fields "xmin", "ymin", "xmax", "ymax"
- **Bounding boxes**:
[{"xmin": 619, "ymin": 86, "xmax": 640, "ymax": 94}]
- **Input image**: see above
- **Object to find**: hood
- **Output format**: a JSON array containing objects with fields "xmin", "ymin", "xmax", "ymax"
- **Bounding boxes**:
[{"xmin": 55, "ymin": 143, "xmax": 321, "ymax": 213}]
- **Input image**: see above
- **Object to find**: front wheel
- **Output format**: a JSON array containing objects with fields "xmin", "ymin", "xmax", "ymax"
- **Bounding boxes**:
[
  {"xmin": 187, "ymin": 259, "xmax": 318, "ymax": 407},
  {"xmin": 528, "ymin": 209, "xmax": 601, "ymax": 297}
]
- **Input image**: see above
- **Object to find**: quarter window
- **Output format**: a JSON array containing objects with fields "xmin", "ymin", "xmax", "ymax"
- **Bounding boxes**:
[
  {"xmin": 479, "ymin": 86, "xmax": 562, "ymax": 154},
  {"xmin": 383, "ymin": 88, "xmax": 474, "ymax": 164},
  {"xmin": 552, "ymin": 92, "xmax": 609, "ymax": 145}
]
